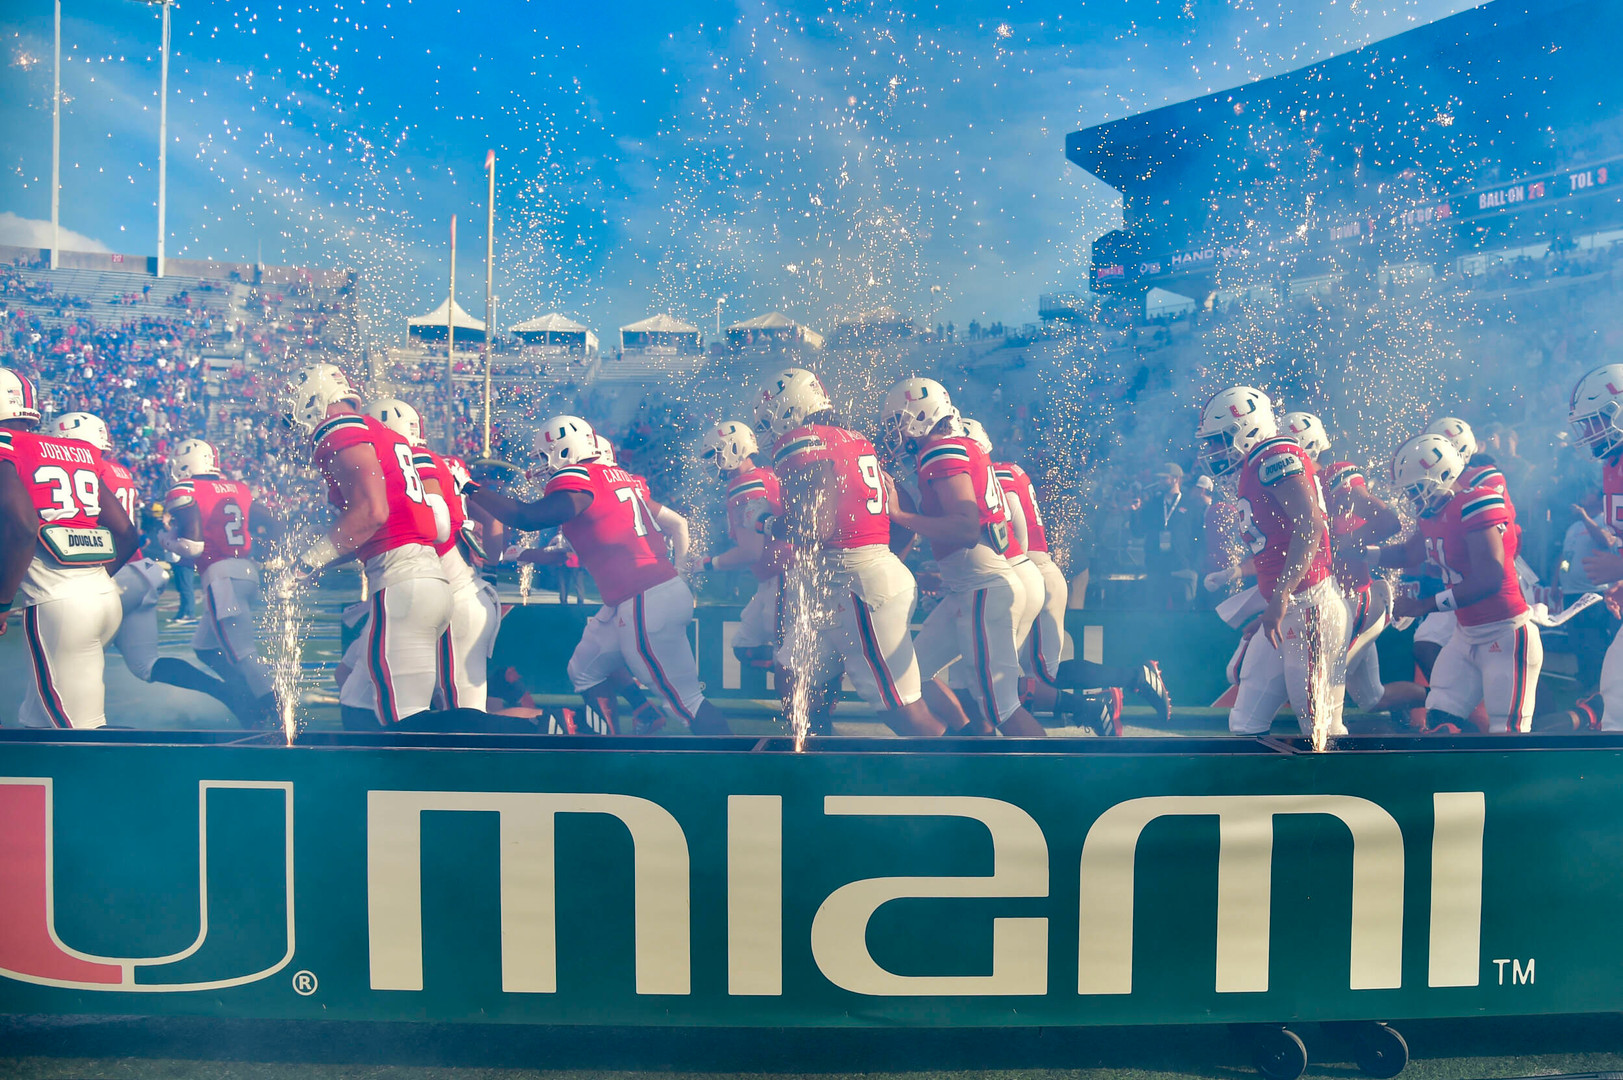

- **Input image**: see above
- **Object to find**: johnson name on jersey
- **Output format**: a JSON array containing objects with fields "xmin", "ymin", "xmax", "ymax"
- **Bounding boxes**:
[{"xmin": 0, "ymin": 428, "xmax": 119, "ymax": 573}]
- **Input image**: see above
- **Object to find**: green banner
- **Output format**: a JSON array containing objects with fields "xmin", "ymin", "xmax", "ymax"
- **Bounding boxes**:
[{"xmin": 1, "ymin": 733, "xmax": 1620, "ymax": 1027}]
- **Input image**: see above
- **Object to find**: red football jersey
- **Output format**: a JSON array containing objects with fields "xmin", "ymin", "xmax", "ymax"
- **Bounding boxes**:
[
  {"xmin": 0, "ymin": 429, "xmax": 107, "ymax": 529},
  {"xmin": 312, "ymin": 413, "xmax": 437, "ymax": 562},
  {"xmin": 1419, "ymin": 486, "xmax": 1526, "ymax": 627},
  {"xmin": 101, "ymin": 458, "xmax": 141, "ymax": 524},
  {"xmin": 165, "ymin": 477, "xmax": 253, "ymax": 570},
  {"xmin": 771, "ymin": 423, "xmax": 891, "ymax": 549},
  {"xmin": 1235, "ymin": 436, "xmax": 1332, "ymax": 600},
  {"xmin": 1322, "ymin": 461, "xmax": 1371, "ymax": 593},
  {"xmin": 995, "ymin": 462, "xmax": 1048, "ymax": 554},
  {"xmin": 726, "ymin": 466, "xmax": 790, "ymax": 580},
  {"xmin": 1605, "ymin": 453, "xmax": 1623, "ymax": 533},
  {"xmin": 914, "ymin": 435, "xmax": 1010, "ymax": 560},
  {"xmin": 411, "ymin": 447, "xmax": 466, "ymax": 558},
  {"xmin": 545, "ymin": 462, "xmax": 677, "ymax": 606}
]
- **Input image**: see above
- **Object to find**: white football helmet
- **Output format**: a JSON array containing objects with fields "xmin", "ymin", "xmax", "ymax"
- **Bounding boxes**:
[
  {"xmin": 881, "ymin": 377, "xmax": 957, "ymax": 451},
  {"xmin": 592, "ymin": 432, "xmax": 618, "ymax": 467},
  {"xmin": 1569, "ymin": 364, "xmax": 1623, "ymax": 459},
  {"xmin": 533, "ymin": 415, "xmax": 599, "ymax": 477},
  {"xmin": 367, "ymin": 397, "xmax": 424, "ymax": 446},
  {"xmin": 1282, "ymin": 411, "xmax": 1331, "ymax": 460},
  {"xmin": 1196, "ymin": 386, "xmax": 1277, "ymax": 476},
  {"xmin": 0, "ymin": 369, "xmax": 42, "ymax": 427},
  {"xmin": 699, "ymin": 421, "xmax": 759, "ymax": 474},
  {"xmin": 753, "ymin": 368, "xmax": 833, "ymax": 440},
  {"xmin": 1391, "ymin": 434, "xmax": 1464, "ymax": 516},
  {"xmin": 960, "ymin": 416, "xmax": 993, "ymax": 455},
  {"xmin": 169, "ymin": 438, "xmax": 220, "ymax": 483},
  {"xmin": 1425, "ymin": 416, "xmax": 1478, "ymax": 461},
  {"xmin": 49, "ymin": 411, "xmax": 112, "ymax": 452},
  {"xmin": 286, "ymin": 363, "xmax": 362, "ymax": 434}
]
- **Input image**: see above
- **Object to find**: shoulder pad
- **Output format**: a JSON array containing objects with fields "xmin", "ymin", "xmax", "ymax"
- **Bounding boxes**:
[
  {"xmin": 548, "ymin": 466, "xmax": 593, "ymax": 485},
  {"xmin": 1459, "ymin": 491, "xmax": 1507, "ymax": 523},
  {"xmin": 729, "ymin": 477, "xmax": 769, "ymax": 499},
  {"xmin": 773, "ymin": 432, "xmax": 825, "ymax": 464},
  {"xmin": 919, "ymin": 442, "xmax": 973, "ymax": 469},
  {"xmin": 1323, "ymin": 462, "xmax": 1364, "ymax": 492},
  {"xmin": 1256, "ymin": 443, "xmax": 1306, "ymax": 486},
  {"xmin": 0, "ymin": 430, "xmax": 13, "ymax": 453},
  {"xmin": 312, "ymin": 414, "xmax": 369, "ymax": 446}
]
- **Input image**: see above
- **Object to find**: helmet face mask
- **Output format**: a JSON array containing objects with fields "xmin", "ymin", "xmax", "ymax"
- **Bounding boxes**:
[
  {"xmin": 700, "ymin": 421, "xmax": 757, "ymax": 475},
  {"xmin": 533, "ymin": 415, "xmax": 598, "ymax": 478},
  {"xmin": 753, "ymin": 368, "xmax": 832, "ymax": 440},
  {"xmin": 881, "ymin": 377, "xmax": 956, "ymax": 457},
  {"xmin": 1196, "ymin": 386, "xmax": 1277, "ymax": 477},
  {"xmin": 1391, "ymin": 434, "xmax": 1462, "ymax": 517},
  {"xmin": 1569, "ymin": 366, "xmax": 1623, "ymax": 460}
]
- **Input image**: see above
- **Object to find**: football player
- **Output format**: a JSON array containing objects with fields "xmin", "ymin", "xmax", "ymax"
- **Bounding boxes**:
[
  {"xmin": 1378, "ymin": 434, "xmax": 1541, "ymax": 732},
  {"xmin": 368, "ymin": 398, "xmax": 500, "ymax": 712},
  {"xmin": 285, "ymin": 363, "xmax": 452, "ymax": 726},
  {"xmin": 1197, "ymin": 386, "xmax": 1347, "ymax": 748},
  {"xmin": 48, "ymin": 414, "xmax": 253, "ymax": 722},
  {"xmin": 1563, "ymin": 365, "xmax": 1623, "ymax": 730},
  {"xmin": 0, "ymin": 370, "xmax": 139, "ymax": 728},
  {"xmin": 963, "ymin": 417, "xmax": 1172, "ymax": 731},
  {"xmin": 160, "ymin": 437, "xmax": 278, "ymax": 725},
  {"xmin": 882, "ymin": 377, "xmax": 1043, "ymax": 737},
  {"xmin": 754, "ymin": 367, "xmax": 947, "ymax": 736},
  {"xmin": 694, "ymin": 421, "xmax": 791, "ymax": 667},
  {"xmin": 1282, "ymin": 411, "xmax": 1333, "ymax": 465},
  {"xmin": 468, "ymin": 414, "xmax": 731, "ymax": 734}
]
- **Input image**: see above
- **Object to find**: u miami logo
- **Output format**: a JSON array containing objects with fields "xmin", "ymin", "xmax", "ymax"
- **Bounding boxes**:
[{"xmin": 0, "ymin": 778, "xmax": 295, "ymax": 992}]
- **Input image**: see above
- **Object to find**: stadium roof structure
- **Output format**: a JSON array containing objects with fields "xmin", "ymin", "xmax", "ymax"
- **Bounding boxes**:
[{"xmin": 1067, "ymin": 0, "xmax": 1623, "ymax": 296}]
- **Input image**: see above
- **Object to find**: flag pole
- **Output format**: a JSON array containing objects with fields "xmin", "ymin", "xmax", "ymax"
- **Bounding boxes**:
[
  {"xmin": 446, "ymin": 215, "xmax": 456, "ymax": 444},
  {"xmin": 483, "ymin": 149, "xmax": 495, "ymax": 459}
]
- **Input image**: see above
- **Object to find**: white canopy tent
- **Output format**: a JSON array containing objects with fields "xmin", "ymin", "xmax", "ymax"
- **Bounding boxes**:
[
  {"xmin": 510, "ymin": 313, "xmax": 599, "ymax": 355},
  {"xmin": 408, "ymin": 298, "xmax": 486, "ymax": 343},
  {"xmin": 620, "ymin": 313, "xmax": 701, "ymax": 353},
  {"xmin": 725, "ymin": 311, "xmax": 823, "ymax": 349}
]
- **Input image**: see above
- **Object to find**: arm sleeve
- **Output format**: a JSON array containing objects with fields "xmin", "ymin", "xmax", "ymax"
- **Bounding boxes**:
[
  {"xmin": 1004, "ymin": 488, "xmax": 1029, "ymax": 548},
  {"xmin": 654, "ymin": 504, "xmax": 690, "ymax": 565},
  {"xmin": 425, "ymin": 492, "xmax": 451, "ymax": 544}
]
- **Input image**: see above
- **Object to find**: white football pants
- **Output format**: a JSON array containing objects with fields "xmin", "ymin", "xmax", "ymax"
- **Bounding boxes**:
[{"xmin": 20, "ymin": 589, "xmax": 122, "ymax": 729}]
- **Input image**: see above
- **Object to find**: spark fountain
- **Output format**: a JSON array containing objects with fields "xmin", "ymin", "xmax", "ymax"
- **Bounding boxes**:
[{"xmin": 263, "ymin": 531, "xmax": 317, "ymax": 746}]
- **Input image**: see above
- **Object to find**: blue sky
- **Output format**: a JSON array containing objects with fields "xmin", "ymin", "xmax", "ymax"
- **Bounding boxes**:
[{"xmin": 0, "ymin": 0, "xmax": 1479, "ymax": 342}]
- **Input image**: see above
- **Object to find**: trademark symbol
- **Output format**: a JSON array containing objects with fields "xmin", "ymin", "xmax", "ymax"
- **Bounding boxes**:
[
  {"xmin": 292, "ymin": 970, "xmax": 319, "ymax": 996},
  {"xmin": 1492, "ymin": 958, "xmax": 1535, "ymax": 985}
]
